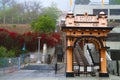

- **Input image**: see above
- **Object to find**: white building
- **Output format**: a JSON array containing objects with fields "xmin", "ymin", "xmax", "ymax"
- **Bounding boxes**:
[{"xmin": 73, "ymin": 4, "xmax": 120, "ymax": 21}]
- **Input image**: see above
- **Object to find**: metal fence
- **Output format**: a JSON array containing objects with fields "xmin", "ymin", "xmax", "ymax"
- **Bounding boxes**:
[
  {"xmin": 108, "ymin": 60, "xmax": 120, "ymax": 76},
  {"xmin": 0, "ymin": 54, "xmax": 33, "ymax": 76},
  {"xmin": 0, "ymin": 57, "xmax": 20, "ymax": 76}
]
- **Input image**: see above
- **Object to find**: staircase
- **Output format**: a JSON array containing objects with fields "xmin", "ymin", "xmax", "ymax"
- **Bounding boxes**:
[
  {"xmin": 77, "ymin": 45, "xmax": 89, "ymax": 66},
  {"xmin": 73, "ymin": 44, "xmax": 89, "ymax": 66},
  {"xmin": 73, "ymin": 44, "xmax": 97, "ymax": 76},
  {"xmin": 73, "ymin": 48, "xmax": 84, "ymax": 66}
]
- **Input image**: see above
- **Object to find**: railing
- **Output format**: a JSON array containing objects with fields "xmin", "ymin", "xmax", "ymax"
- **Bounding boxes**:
[
  {"xmin": 0, "ymin": 57, "xmax": 20, "ymax": 76},
  {"xmin": 87, "ymin": 45, "xmax": 95, "ymax": 65},
  {"xmin": 87, "ymin": 45, "xmax": 100, "ymax": 65}
]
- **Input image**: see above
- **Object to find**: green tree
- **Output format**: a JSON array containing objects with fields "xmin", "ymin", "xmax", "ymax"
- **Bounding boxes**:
[
  {"xmin": 41, "ymin": 3, "xmax": 61, "ymax": 23},
  {"xmin": 31, "ymin": 3, "xmax": 61, "ymax": 33},
  {"xmin": 0, "ymin": 0, "xmax": 43, "ymax": 24},
  {"xmin": 22, "ymin": 0, "xmax": 42, "ymax": 23},
  {"xmin": 31, "ymin": 15, "xmax": 56, "ymax": 33},
  {"xmin": 0, "ymin": 0, "xmax": 11, "ymax": 24}
]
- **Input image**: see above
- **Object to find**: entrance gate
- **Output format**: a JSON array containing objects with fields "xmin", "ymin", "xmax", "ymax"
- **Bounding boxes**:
[{"xmin": 61, "ymin": 12, "xmax": 113, "ymax": 77}]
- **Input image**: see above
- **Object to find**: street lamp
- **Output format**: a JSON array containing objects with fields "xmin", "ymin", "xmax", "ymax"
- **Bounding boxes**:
[{"xmin": 37, "ymin": 37, "xmax": 41, "ymax": 64}]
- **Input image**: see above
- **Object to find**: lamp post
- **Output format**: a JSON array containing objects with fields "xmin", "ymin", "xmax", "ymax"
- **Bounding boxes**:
[
  {"xmin": 22, "ymin": 43, "xmax": 26, "ymax": 64},
  {"xmin": 37, "ymin": 37, "xmax": 41, "ymax": 64}
]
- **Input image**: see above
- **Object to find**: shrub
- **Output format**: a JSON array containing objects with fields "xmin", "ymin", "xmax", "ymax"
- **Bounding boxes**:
[
  {"xmin": 7, "ymin": 50, "xmax": 16, "ymax": 58},
  {"xmin": 0, "ymin": 46, "xmax": 16, "ymax": 58},
  {"xmin": 0, "ymin": 46, "xmax": 7, "ymax": 57}
]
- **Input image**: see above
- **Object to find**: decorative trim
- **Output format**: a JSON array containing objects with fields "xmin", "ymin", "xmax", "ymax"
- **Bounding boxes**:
[
  {"xmin": 73, "ymin": 36, "xmax": 103, "ymax": 48},
  {"xmin": 61, "ymin": 27, "xmax": 113, "ymax": 31},
  {"xmin": 74, "ymin": 21, "xmax": 99, "ymax": 23},
  {"xmin": 76, "ymin": 14, "xmax": 96, "ymax": 16}
]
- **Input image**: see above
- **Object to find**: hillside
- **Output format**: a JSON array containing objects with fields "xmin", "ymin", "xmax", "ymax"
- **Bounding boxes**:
[{"xmin": 0, "ymin": 24, "xmax": 32, "ymax": 34}]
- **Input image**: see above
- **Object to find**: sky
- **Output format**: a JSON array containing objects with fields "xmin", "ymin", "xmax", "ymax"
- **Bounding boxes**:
[{"xmin": 18, "ymin": 0, "xmax": 109, "ymax": 11}]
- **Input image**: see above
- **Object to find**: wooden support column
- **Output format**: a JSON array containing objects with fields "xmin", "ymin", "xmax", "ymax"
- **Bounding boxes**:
[
  {"xmin": 66, "ymin": 47, "xmax": 74, "ymax": 77},
  {"xmin": 99, "ymin": 48, "xmax": 109, "ymax": 77},
  {"xmin": 66, "ymin": 38, "xmax": 74, "ymax": 77}
]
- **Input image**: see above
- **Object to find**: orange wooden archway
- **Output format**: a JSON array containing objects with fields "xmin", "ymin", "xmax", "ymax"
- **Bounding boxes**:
[{"xmin": 61, "ymin": 12, "xmax": 113, "ymax": 77}]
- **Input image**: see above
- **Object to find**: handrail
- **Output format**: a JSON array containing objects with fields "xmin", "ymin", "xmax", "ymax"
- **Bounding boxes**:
[{"xmin": 87, "ymin": 45, "xmax": 95, "ymax": 65}]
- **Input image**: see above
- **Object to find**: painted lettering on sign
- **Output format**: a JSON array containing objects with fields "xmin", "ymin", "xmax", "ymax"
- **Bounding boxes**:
[{"xmin": 75, "ymin": 16, "xmax": 98, "ymax": 22}]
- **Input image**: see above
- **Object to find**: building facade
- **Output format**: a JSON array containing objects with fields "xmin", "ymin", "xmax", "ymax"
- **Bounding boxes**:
[{"xmin": 73, "ymin": 4, "xmax": 120, "ymax": 21}]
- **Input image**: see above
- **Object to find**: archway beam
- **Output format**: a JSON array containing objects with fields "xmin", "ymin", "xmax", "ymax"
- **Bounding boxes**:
[
  {"xmin": 62, "ymin": 27, "xmax": 113, "ymax": 37},
  {"xmin": 74, "ymin": 36, "xmax": 104, "ymax": 49}
]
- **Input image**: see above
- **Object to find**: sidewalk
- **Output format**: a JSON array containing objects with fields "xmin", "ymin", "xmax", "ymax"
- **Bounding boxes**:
[{"xmin": 0, "ymin": 70, "xmax": 120, "ymax": 80}]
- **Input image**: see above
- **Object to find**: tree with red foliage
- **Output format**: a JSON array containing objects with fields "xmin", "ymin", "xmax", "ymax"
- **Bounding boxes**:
[
  {"xmin": 0, "ymin": 28, "xmax": 61, "ymax": 55},
  {"xmin": 0, "ymin": 28, "xmax": 23, "ymax": 56},
  {"xmin": 22, "ymin": 32, "xmax": 61, "ymax": 52}
]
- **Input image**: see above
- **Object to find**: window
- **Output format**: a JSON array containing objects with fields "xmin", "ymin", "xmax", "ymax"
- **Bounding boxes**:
[
  {"xmin": 115, "ymin": 19, "xmax": 120, "ymax": 22},
  {"xmin": 110, "ymin": 9, "xmax": 120, "ymax": 15},
  {"xmin": 93, "ymin": 9, "xmax": 108, "ymax": 15}
]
